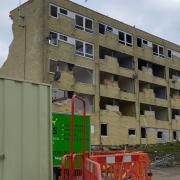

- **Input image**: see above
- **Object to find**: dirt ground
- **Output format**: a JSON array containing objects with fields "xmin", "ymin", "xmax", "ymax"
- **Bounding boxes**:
[{"xmin": 152, "ymin": 166, "xmax": 180, "ymax": 180}]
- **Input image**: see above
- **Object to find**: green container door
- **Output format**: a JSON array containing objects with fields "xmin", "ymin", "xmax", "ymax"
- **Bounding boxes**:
[{"xmin": 52, "ymin": 113, "xmax": 90, "ymax": 166}]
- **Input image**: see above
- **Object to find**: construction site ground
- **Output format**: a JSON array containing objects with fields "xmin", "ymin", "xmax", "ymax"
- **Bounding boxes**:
[{"xmin": 152, "ymin": 166, "xmax": 180, "ymax": 180}]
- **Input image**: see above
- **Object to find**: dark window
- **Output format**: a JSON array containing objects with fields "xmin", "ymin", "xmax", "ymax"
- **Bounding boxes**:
[
  {"xmin": 75, "ymin": 40, "xmax": 84, "ymax": 56},
  {"xmin": 126, "ymin": 34, "xmax": 132, "ymax": 47},
  {"xmin": 85, "ymin": 18, "xmax": 93, "ymax": 32},
  {"xmin": 49, "ymin": 60, "xmax": 58, "ymax": 73},
  {"xmin": 101, "ymin": 124, "xmax": 107, "ymax": 136},
  {"xmin": 50, "ymin": 5, "xmax": 58, "ymax": 18},
  {"xmin": 75, "ymin": 15, "xmax": 84, "ymax": 30},
  {"xmin": 60, "ymin": 8, "xmax": 68, "ymax": 15},
  {"xmin": 49, "ymin": 32, "xmax": 58, "ymax": 45},
  {"xmin": 141, "ymin": 128, "xmax": 146, "ymax": 138},
  {"xmin": 143, "ymin": 40, "xmax": 148, "ymax": 45},
  {"xmin": 68, "ymin": 63, "xmax": 74, "ymax": 71},
  {"xmin": 168, "ymin": 50, "xmax": 172, "ymax": 58},
  {"xmin": 173, "ymin": 131, "xmax": 177, "ymax": 140},
  {"xmin": 159, "ymin": 46, "xmax": 164, "ymax": 57},
  {"xmin": 137, "ymin": 38, "xmax": 142, "ymax": 47},
  {"xmin": 99, "ymin": 23, "xmax": 105, "ymax": 34},
  {"xmin": 85, "ymin": 43, "xmax": 93, "ymax": 58},
  {"xmin": 114, "ymin": 75, "xmax": 118, "ymax": 81},
  {"xmin": 153, "ymin": 44, "xmax": 158, "ymax": 55},
  {"xmin": 59, "ymin": 35, "xmax": 67, "ymax": 41},
  {"xmin": 157, "ymin": 131, "xmax": 163, "ymax": 138},
  {"xmin": 128, "ymin": 129, "xmax": 136, "ymax": 135},
  {"xmin": 106, "ymin": 26, "xmax": 113, "ymax": 32},
  {"xmin": 119, "ymin": 31, "xmax": 125, "ymax": 44}
]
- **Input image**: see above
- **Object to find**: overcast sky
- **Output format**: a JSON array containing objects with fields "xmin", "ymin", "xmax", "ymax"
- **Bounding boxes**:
[{"xmin": 0, "ymin": 0, "xmax": 180, "ymax": 67}]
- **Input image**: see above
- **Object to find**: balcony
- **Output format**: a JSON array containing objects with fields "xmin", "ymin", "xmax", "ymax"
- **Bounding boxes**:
[
  {"xmin": 73, "ymin": 82, "xmax": 95, "ymax": 95},
  {"xmin": 139, "ymin": 89, "xmax": 168, "ymax": 107},
  {"xmin": 140, "ymin": 110, "xmax": 169, "ymax": 129},
  {"xmin": 138, "ymin": 70, "xmax": 166, "ymax": 86},
  {"xmin": 49, "ymin": 71, "xmax": 74, "ymax": 90},
  {"xmin": 99, "ymin": 56, "xmax": 134, "ymax": 78},
  {"xmin": 169, "ymin": 76, "xmax": 180, "ymax": 90},
  {"xmin": 172, "ymin": 115, "xmax": 180, "ymax": 129},
  {"xmin": 171, "ymin": 96, "xmax": 180, "ymax": 109},
  {"xmin": 49, "ymin": 65, "xmax": 95, "ymax": 95},
  {"xmin": 100, "ymin": 84, "xmax": 120, "ymax": 99}
]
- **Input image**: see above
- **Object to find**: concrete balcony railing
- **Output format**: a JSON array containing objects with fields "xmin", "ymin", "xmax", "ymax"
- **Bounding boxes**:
[
  {"xmin": 120, "ymin": 91, "xmax": 136, "ymax": 101},
  {"xmin": 139, "ymin": 89, "xmax": 168, "ymax": 107},
  {"xmin": 138, "ymin": 70, "xmax": 167, "ymax": 86},
  {"xmin": 172, "ymin": 116, "xmax": 180, "ymax": 129},
  {"xmin": 140, "ymin": 111, "xmax": 156, "ymax": 128},
  {"xmin": 140, "ymin": 111, "xmax": 169, "ymax": 129},
  {"xmin": 100, "ymin": 84, "xmax": 136, "ymax": 101},
  {"xmin": 73, "ymin": 82, "xmax": 95, "ymax": 95},
  {"xmin": 99, "ymin": 56, "xmax": 134, "ymax": 78},
  {"xmin": 100, "ymin": 84, "xmax": 120, "ymax": 99},
  {"xmin": 49, "ymin": 71, "xmax": 95, "ymax": 94},
  {"xmin": 169, "ymin": 79, "xmax": 180, "ymax": 89},
  {"xmin": 171, "ymin": 97, "xmax": 180, "ymax": 109},
  {"xmin": 49, "ymin": 71, "xmax": 74, "ymax": 90},
  {"xmin": 100, "ymin": 56, "xmax": 119, "ymax": 73}
]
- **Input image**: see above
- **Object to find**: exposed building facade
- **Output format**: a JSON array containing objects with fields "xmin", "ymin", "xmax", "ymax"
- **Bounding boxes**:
[{"xmin": 1, "ymin": 0, "xmax": 180, "ymax": 148}]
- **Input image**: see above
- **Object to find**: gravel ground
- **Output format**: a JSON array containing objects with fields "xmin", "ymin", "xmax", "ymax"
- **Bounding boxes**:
[{"xmin": 152, "ymin": 166, "xmax": 180, "ymax": 180}]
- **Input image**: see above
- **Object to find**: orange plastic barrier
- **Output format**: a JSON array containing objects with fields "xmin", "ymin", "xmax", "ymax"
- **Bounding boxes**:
[
  {"xmin": 61, "ymin": 152, "xmax": 152, "ymax": 180},
  {"xmin": 90, "ymin": 152, "xmax": 152, "ymax": 180}
]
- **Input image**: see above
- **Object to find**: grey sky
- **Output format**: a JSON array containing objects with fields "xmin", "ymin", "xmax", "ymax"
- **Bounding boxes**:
[{"xmin": 0, "ymin": 0, "xmax": 180, "ymax": 67}]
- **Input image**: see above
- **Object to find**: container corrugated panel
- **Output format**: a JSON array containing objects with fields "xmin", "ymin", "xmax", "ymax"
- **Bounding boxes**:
[{"xmin": 0, "ymin": 77, "xmax": 52, "ymax": 180}]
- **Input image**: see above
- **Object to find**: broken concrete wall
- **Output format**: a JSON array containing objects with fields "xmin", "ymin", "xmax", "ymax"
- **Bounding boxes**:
[{"xmin": 0, "ymin": 0, "xmax": 44, "ymax": 82}]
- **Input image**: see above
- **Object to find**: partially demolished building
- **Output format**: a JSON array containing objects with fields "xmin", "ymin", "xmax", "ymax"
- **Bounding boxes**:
[{"xmin": 1, "ymin": 0, "xmax": 180, "ymax": 147}]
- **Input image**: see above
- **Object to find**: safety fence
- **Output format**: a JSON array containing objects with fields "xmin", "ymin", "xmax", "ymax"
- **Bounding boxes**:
[{"xmin": 61, "ymin": 152, "xmax": 152, "ymax": 180}]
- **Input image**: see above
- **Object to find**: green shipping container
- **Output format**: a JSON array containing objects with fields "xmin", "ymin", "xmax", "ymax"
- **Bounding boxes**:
[{"xmin": 52, "ymin": 112, "xmax": 90, "ymax": 166}]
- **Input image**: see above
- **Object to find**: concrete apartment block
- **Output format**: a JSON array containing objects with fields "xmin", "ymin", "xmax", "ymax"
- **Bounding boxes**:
[{"xmin": 1, "ymin": 0, "xmax": 180, "ymax": 148}]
